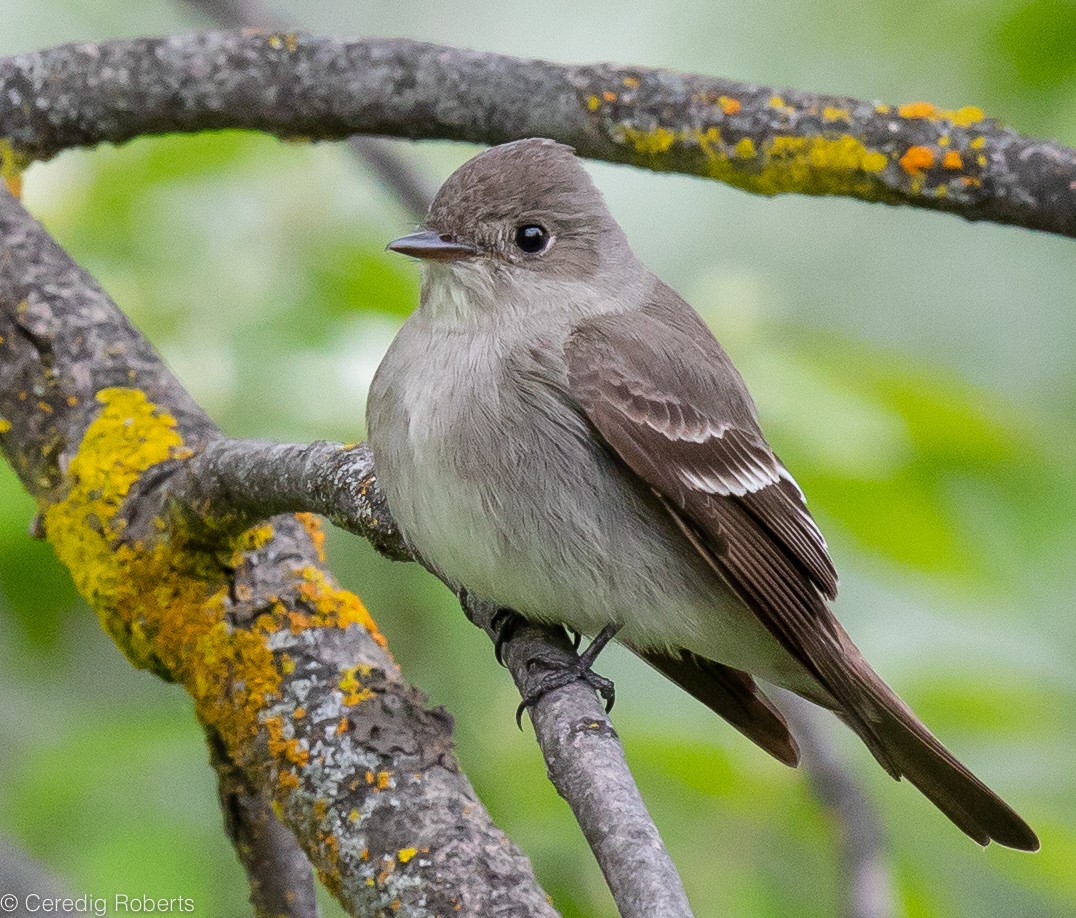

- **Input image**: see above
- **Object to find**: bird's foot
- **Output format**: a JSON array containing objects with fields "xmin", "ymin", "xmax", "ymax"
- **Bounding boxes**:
[
  {"xmin": 515, "ymin": 623, "xmax": 621, "ymax": 728},
  {"xmin": 490, "ymin": 607, "xmax": 524, "ymax": 666}
]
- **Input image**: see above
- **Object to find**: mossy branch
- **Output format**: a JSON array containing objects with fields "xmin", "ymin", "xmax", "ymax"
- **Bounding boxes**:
[
  {"xmin": 2, "ymin": 31, "xmax": 1075, "ymax": 236},
  {"xmin": 0, "ymin": 187, "xmax": 556, "ymax": 918}
]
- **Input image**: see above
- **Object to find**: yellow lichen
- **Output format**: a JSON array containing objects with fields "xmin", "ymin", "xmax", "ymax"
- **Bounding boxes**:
[
  {"xmin": 297, "ymin": 565, "xmax": 384, "ymax": 643},
  {"xmin": 339, "ymin": 664, "xmax": 375, "ymax": 707},
  {"xmin": 40, "ymin": 386, "xmax": 383, "ymax": 812},
  {"xmin": 620, "ymin": 123, "xmax": 891, "ymax": 199},
  {"xmin": 0, "ymin": 139, "xmax": 29, "ymax": 200},
  {"xmin": 733, "ymin": 137, "xmax": 756, "ymax": 159},
  {"xmin": 266, "ymin": 33, "xmax": 299, "ymax": 53},
  {"xmin": 397, "ymin": 847, "xmax": 417, "ymax": 864},
  {"xmin": 822, "ymin": 106, "xmax": 849, "ymax": 122},
  {"xmin": 0, "ymin": 419, "xmax": 10, "ymax": 434},
  {"xmin": 616, "ymin": 125, "xmax": 677, "ymax": 154}
]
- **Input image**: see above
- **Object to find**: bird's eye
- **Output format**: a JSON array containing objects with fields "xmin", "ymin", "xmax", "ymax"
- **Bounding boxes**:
[{"xmin": 514, "ymin": 224, "xmax": 551, "ymax": 254}]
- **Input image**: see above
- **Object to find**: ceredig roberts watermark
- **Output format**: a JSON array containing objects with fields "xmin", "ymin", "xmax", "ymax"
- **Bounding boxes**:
[{"xmin": 0, "ymin": 894, "xmax": 195, "ymax": 915}]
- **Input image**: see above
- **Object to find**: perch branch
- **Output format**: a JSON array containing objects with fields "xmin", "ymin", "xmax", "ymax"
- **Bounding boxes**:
[{"xmin": 1, "ymin": 31, "xmax": 1075, "ymax": 236}]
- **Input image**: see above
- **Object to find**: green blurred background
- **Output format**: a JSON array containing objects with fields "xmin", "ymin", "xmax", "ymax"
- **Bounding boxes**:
[{"xmin": 2, "ymin": 2, "xmax": 1074, "ymax": 916}]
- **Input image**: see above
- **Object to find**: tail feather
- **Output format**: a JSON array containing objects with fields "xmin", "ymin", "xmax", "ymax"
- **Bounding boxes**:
[
  {"xmin": 819, "ymin": 630, "xmax": 1040, "ymax": 851},
  {"xmin": 835, "ymin": 676, "xmax": 1039, "ymax": 851}
]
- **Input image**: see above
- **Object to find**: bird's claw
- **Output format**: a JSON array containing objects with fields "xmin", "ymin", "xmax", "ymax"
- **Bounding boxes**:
[
  {"xmin": 514, "ymin": 623, "xmax": 621, "ymax": 728},
  {"xmin": 490, "ymin": 607, "xmax": 523, "ymax": 666},
  {"xmin": 515, "ymin": 663, "xmax": 616, "ymax": 728}
]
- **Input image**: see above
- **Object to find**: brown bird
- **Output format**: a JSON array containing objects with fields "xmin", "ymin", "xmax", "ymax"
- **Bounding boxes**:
[{"xmin": 369, "ymin": 138, "xmax": 1039, "ymax": 851}]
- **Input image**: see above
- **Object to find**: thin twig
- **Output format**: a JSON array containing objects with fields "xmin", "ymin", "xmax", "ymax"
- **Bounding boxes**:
[
  {"xmin": 779, "ymin": 693, "xmax": 897, "ymax": 918},
  {"xmin": 207, "ymin": 730, "xmax": 321, "ymax": 918},
  {"xmin": 0, "ymin": 837, "xmax": 78, "ymax": 918}
]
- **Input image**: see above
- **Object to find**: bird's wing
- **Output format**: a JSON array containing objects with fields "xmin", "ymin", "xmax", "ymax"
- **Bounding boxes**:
[
  {"xmin": 628, "ymin": 644, "xmax": 800, "ymax": 766},
  {"xmin": 561, "ymin": 297, "xmax": 894, "ymax": 733},
  {"xmin": 563, "ymin": 291, "xmax": 1040, "ymax": 851}
]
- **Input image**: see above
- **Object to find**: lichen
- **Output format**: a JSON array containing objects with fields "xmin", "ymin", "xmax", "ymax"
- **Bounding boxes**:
[
  {"xmin": 41, "ymin": 386, "xmax": 385, "ymax": 797},
  {"xmin": 615, "ymin": 123, "xmax": 892, "ymax": 199},
  {"xmin": 0, "ymin": 139, "xmax": 29, "ymax": 199}
]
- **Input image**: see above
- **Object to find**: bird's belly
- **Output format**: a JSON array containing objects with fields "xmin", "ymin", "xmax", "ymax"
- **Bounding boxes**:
[{"xmin": 389, "ymin": 429, "xmax": 807, "ymax": 690}]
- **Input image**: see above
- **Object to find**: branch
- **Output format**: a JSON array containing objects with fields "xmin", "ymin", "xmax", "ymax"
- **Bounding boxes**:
[
  {"xmin": 2, "ymin": 32, "xmax": 1075, "ymax": 236},
  {"xmin": 0, "ymin": 837, "xmax": 78, "ymax": 918},
  {"xmin": 145, "ymin": 437, "xmax": 694, "ymax": 917},
  {"xmin": 779, "ymin": 694, "xmax": 897, "ymax": 918},
  {"xmin": 0, "ymin": 187, "xmax": 555, "ymax": 918},
  {"xmin": 207, "ymin": 730, "xmax": 320, "ymax": 918},
  {"xmin": 180, "ymin": 0, "xmax": 435, "ymax": 217}
]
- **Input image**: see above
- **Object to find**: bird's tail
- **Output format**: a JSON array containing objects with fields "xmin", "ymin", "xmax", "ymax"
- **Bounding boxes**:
[{"xmin": 815, "ymin": 626, "xmax": 1039, "ymax": 851}]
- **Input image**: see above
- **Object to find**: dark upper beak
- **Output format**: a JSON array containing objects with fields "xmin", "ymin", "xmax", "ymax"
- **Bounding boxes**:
[{"xmin": 386, "ymin": 229, "xmax": 477, "ymax": 261}]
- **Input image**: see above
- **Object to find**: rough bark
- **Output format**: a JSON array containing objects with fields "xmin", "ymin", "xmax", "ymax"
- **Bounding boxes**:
[{"xmin": 1, "ymin": 32, "xmax": 1074, "ymax": 236}]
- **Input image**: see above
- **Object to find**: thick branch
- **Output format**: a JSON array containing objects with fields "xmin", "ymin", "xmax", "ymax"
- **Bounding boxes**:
[
  {"xmin": 153, "ymin": 437, "xmax": 693, "ymax": 917},
  {"xmin": 1, "ymin": 31, "xmax": 1075, "ymax": 236},
  {"xmin": 0, "ymin": 187, "xmax": 555, "ymax": 917}
]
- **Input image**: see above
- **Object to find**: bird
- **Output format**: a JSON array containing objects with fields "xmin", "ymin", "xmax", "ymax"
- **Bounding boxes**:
[{"xmin": 366, "ymin": 137, "xmax": 1038, "ymax": 851}]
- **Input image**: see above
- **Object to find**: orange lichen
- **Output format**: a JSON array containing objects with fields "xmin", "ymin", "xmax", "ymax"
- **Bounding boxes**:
[
  {"xmin": 601, "ymin": 90, "xmax": 617, "ymax": 102},
  {"xmin": 941, "ymin": 150, "xmax": 963, "ymax": 170},
  {"xmin": 718, "ymin": 96, "xmax": 741, "ymax": 115},
  {"xmin": 295, "ymin": 512, "xmax": 326, "ymax": 561},
  {"xmin": 899, "ymin": 145, "xmax": 935, "ymax": 176},
  {"xmin": 897, "ymin": 101, "xmax": 937, "ymax": 119}
]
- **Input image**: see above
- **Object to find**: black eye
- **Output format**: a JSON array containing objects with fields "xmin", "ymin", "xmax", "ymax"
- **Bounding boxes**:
[{"xmin": 514, "ymin": 224, "xmax": 551, "ymax": 254}]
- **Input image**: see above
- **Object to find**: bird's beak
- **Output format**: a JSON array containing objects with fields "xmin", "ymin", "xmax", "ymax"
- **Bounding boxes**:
[{"xmin": 386, "ymin": 229, "xmax": 478, "ymax": 261}]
